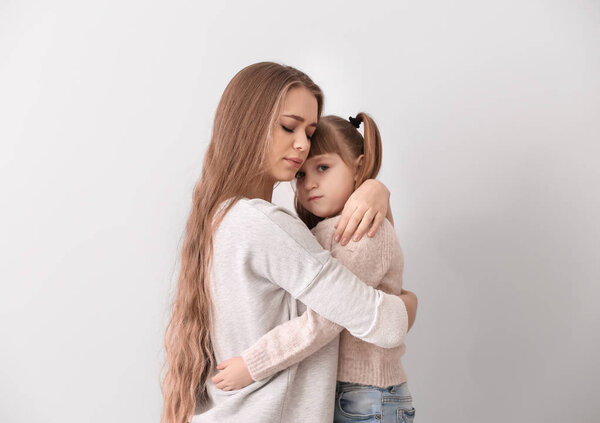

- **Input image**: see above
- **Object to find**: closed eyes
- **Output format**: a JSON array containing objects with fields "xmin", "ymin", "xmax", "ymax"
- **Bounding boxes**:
[{"xmin": 281, "ymin": 125, "xmax": 313, "ymax": 140}]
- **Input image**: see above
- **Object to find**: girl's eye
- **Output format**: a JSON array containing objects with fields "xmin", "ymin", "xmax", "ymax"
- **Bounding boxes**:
[
  {"xmin": 295, "ymin": 171, "xmax": 305, "ymax": 179},
  {"xmin": 317, "ymin": 165, "xmax": 329, "ymax": 172}
]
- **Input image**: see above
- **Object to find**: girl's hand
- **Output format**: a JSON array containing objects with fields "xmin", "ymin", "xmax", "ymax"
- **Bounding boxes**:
[
  {"xmin": 210, "ymin": 356, "xmax": 254, "ymax": 391},
  {"xmin": 334, "ymin": 179, "xmax": 390, "ymax": 246}
]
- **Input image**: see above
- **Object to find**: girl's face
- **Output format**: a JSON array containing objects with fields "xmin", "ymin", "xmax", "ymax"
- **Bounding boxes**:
[
  {"xmin": 295, "ymin": 153, "xmax": 360, "ymax": 218},
  {"xmin": 265, "ymin": 87, "xmax": 318, "ymax": 183}
]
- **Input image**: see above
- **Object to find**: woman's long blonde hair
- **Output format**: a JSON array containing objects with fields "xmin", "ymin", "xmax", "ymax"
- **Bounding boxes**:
[
  {"xmin": 294, "ymin": 113, "xmax": 382, "ymax": 229},
  {"xmin": 161, "ymin": 62, "xmax": 323, "ymax": 423}
]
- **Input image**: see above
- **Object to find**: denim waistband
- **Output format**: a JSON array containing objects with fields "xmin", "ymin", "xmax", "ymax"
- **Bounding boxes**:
[{"xmin": 336, "ymin": 381, "xmax": 411, "ymax": 396}]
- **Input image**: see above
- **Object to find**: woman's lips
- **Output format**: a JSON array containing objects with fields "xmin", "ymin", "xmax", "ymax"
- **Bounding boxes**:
[
  {"xmin": 308, "ymin": 195, "xmax": 322, "ymax": 201},
  {"xmin": 284, "ymin": 158, "xmax": 303, "ymax": 168}
]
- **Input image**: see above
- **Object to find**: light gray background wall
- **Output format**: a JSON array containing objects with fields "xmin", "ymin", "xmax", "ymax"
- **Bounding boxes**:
[{"xmin": 1, "ymin": 1, "xmax": 598, "ymax": 422}]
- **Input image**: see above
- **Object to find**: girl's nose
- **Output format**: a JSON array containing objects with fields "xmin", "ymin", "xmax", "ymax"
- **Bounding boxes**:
[{"xmin": 303, "ymin": 175, "xmax": 317, "ymax": 190}]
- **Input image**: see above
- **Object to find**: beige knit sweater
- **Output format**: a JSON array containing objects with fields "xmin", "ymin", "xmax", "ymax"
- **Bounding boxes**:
[{"xmin": 241, "ymin": 215, "xmax": 407, "ymax": 388}]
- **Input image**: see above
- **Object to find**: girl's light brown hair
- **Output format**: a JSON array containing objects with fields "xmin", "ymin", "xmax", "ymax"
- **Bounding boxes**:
[
  {"xmin": 294, "ymin": 113, "xmax": 382, "ymax": 229},
  {"xmin": 160, "ymin": 62, "xmax": 323, "ymax": 423}
]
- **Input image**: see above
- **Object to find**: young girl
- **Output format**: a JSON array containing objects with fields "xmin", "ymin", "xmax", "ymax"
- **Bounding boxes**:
[{"xmin": 212, "ymin": 112, "xmax": 417, "ymax": 422}]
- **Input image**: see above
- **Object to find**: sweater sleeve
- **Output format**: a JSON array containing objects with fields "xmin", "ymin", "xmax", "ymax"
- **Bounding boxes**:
[
  {"xmin": 241, "ymin": 308, "xmax": 343, "ymax": 381},
  {"xmin": 241, "ymin": 218, "xmax": 399, "ymax": 381},
  {"xmin": 242, "ymin": 200, "xmax": 408, "ymax": 349}
]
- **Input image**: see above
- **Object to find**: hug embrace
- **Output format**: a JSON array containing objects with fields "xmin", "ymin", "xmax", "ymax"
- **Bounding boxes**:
[{"xmin": 161, "ymin": 62, "xmax": 419, "ymax": 423}]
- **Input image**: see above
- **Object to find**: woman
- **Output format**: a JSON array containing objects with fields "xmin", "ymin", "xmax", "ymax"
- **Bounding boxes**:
[{"xmin": 161, "ymin": 62, "xmax": 417, "ymax": 423}]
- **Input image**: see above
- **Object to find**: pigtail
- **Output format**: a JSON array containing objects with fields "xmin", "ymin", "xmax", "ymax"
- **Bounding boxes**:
[{"xmin": 353, "ymin": 112, "xmax": 382, "ymax": 188}]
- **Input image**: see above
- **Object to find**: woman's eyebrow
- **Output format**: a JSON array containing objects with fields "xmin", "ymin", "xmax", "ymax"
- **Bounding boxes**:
[{"xmin": 282, "ymin": 114, "xmax": 318, "ymax": 128}]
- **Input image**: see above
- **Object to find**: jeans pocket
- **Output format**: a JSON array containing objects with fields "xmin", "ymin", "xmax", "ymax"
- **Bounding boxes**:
[
  {"xmin": 397, "ymin": 406, "xmax": 416, "ymax": 423},
  {"xmin": 336, "ymin": 388, "xmax": 381, "ymax": 420}
]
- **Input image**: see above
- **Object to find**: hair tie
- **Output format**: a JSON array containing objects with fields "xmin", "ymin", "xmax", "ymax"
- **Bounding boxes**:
[{"xmin": 348, "ymin": 116, "xmax": 361, "ymax": 129}]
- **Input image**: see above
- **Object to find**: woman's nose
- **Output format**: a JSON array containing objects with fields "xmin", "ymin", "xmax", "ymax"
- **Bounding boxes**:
[{"xmin": 293, "ymin": 133, "xmax": 310, "ymax": 152}]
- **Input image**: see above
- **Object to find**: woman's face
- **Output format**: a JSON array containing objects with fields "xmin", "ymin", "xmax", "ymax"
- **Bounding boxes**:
[{"xmin": 265, "ymin": 86, "xmax": 318, "ymax": 183}]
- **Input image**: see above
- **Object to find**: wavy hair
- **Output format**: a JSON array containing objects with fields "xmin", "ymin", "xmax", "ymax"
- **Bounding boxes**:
[{"xmin": 160, "ymin": 62, "xmax": 323, "ymax": 423}]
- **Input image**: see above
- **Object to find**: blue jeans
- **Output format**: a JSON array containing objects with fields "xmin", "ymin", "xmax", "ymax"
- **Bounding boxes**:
[{"xmin": 333, "ymin": 381, "xmax": 415, "ymax": 423}]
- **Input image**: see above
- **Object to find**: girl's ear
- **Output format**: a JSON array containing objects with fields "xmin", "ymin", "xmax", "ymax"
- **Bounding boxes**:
[{"xmin": 354, "ymin": 154, "xmax": 365, "ymax": 180}]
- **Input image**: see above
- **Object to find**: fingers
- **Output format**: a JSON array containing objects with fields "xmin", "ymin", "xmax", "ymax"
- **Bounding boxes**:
[
  {"xmin": 334, "ymin": 203, "xmax": 355, "ymax": 242},
  {"xmin": 211, "ymin": 372, "xmax": 224, "ymax": 384},
  {"xmin": 339, "ymin": 207, "xmax": 367, "ymax": 245},
  {"xmin": 367, "ymin": 211, "xmax": 385, "ymax": 237},
  {"xmin": 217, "ymin": 357, "xmax": 233, "ymax": 369},
  {"xmin": 213, "ymin": 372, "xmax": 235, "ymax": 391},
  {"xmin": 212, "ymin": 367, "xmax": 239, "ymax": 391},
  {"xmin": 352, "ymin": 208, "xmax": 377, "ymax": 242},
  {"xmin": 215, "ymin": 377, "xmax": 240, "ymax": 391},
  {"xmin": 215, "ymin": 380, "xmax": 232, "ymax": 390}
]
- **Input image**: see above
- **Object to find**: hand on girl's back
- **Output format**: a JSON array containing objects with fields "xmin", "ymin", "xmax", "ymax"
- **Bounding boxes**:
[
  {"xmin": 400, "ymin": 289, "xmax": 418, "ymax": 331},
  {"xmin": 210, "ymin": 356, "xmax": 254, "ymax": 391}
]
